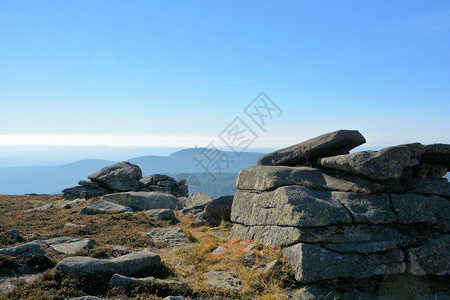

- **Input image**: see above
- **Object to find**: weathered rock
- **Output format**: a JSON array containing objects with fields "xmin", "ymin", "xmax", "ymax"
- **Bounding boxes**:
[
  {"xmin": 5, "ymin": 229, "xmax": 20, "ymax": 240},
  {"xmin": 158, "ymin": 179, "xmax": 177, "ymax": 187},
  {"xmin": 334, "ymin": 192, "xmax": 396, "ymax": 224},
  {"xmin": 80, "ymin": 199, "xmax": 134, "ymax": 215},
  {"xmin": 144, "ymin": 227, "xmax": 188, "ymax": 246},
  {"xmin": 231, "ymin": 186, "xmax": 352, "ymax": 227},
  {"xmin": 319, "ymin": 143, "xmax": 425, "ymax": 180},
  {"xmin": 205, "ymin": 270, "xmax": 242, "ymax": 292},
  {"xmin": 78, "ymin": 180, "xmax": 99, "ymax": 188},
  {"xmin": 140, "ymin": 174, "xmax": 173, "ymax": 186},
  {"xmin": 392, "ymin": 193, "xmax": 450, "ymax": 227},
  {"xmin": 184, "ymin": 193, "xmax": 213, "ymax": 209},
  {"xmin": 408, "ymin": 235, "xmax": 450, "ymax": 275},
  {"xmin": 282, "ymin": 243, "xmax": 405, "ymax": 283},
  {"xmin": 46, "ymin": 237, "xmax": 96, "ymax": 255},
  {"xmin": 171, "ymin": 184, "xmax": 189, "ymax": 197},
  {"xmin": 235, "ymin": 165, "xmax": 386, "ymax": 193},
  {"xmin": 322, "ymin": 240, "xmax": 401, "ymax": 254},
  {"xmin": 145, "ymin": 208, "xmax": 176, "ymax": 221},
  {"xmin": 101, "ymin": 191, "xmax": 177, "ymax": 211},
  {"xmin": 88, "ymin": 161, "xmax": 142, "ymax": 192},
  {"xmin": 108, "ymin": 273, "xmax": 187, "ymax": 289},
  {"xmin": 421, "ymin": 143, "xmax": 450, "ymax": 169},
  {"xmin": 0, "ymin": 240, "xmax": 45, "ymax": 258},
  {"xmin": 257, "ymin": 130, "xmax": 366, "ymax": 166},
  {"xmin": 55, "ymin": 250, "xmax": 160, "ymax": 279},
  {"xmin": 71, "ymin": 297, "xmax": 104, "ymax": 300},
  {"xmin": 417, "ymin": 163, "xmax": 447, "ymax": 179},
  {"xmin": 62, "ymin": 185, "xmax": 109, "ymax": 200}
]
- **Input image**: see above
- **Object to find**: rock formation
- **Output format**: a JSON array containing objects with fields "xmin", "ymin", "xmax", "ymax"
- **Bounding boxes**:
[
  {"xmin": 62, "ymin": 162, "xmax": 188, "ymax": 199},
  {"xmin": 230, "ymin": 129, "xmax": 450, "ymax": 283}
]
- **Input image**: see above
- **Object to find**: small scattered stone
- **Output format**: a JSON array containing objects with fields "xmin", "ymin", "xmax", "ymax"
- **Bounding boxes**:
[
  {"xmin": 212, "ymin": 246, "xmax": 226, "ymax": 255},
  {"xmin": 244, "ymin": 252, "xmax": 256, "ymax": 267},
  {"xmin": 143, "ymin": 227, "xmax": 188, "ymax": 246},
  {"xmin": 244, "ymin": 243, "xmax": 256, "ymax": 252},
  {"xmin": 5, "ymin": 229, "xmax": 20, "ymax": 240},
  {"xmin": 24, "ymin": 204, "xmax": 53, "ymax": 213},
  {"xmin": 145, "ymin": 208, "xmax": 176, "ymax": 221},
  {"xmin": 264, "ymin": 260, "xmax": 282, "ymax": 273},
  {"xmin": 205, "ymin": 270, "xmax": 242, "ymax": 292}
]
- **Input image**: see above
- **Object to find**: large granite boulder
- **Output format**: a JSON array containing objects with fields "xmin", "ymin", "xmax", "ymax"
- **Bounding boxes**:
[
  {"xmin": 196, "ymin": 195, "xmax": 234, "ymax": 224},
  {"xmin": 101, "ymin": 191, "xmax": 177, "ymax": 211},
  {"xmin": 88, "ymin": 161, "xmax": 142, "ymax": 192},
  {"xmin": 257, "ymin": 129, "xmax": 366, "ymax": 166},
  {"xmin": 179, "ymin": 192, "xmax": 213, "ymax": 215},
  {"xmin": 55, "ymin": 250, "xmax": 160, "ymax": 279},
  {"xmin": 318, "ymin": 143, "xmax": 425, "ymax": 180}
]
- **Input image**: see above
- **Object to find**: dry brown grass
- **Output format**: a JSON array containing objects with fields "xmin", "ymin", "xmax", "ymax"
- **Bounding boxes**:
[{"xmin": 0, "ymin": 194, "xmax": 294, "ymax": 299}]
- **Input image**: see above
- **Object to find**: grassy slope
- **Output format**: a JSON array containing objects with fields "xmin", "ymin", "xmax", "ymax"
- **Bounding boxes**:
[{"xmin": 0, "ymin": 194, "xmax": 293, "ymax": 300}]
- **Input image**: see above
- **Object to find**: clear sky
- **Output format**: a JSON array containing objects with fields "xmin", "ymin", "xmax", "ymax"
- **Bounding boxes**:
[{"xmin": 1, "ymin": 0, "xmax": 449, "ymax": 149}]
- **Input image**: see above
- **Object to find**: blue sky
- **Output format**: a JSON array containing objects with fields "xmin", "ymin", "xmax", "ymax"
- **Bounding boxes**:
[{"xmin": 0, "ymin": 0, "xmax": 449, "ymax": 148}]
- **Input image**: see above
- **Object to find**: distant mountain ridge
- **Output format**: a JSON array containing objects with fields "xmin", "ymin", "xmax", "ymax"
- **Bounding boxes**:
[{"xmin": 0, "ymin": 148, "xmax": 264, "ymax": 195}]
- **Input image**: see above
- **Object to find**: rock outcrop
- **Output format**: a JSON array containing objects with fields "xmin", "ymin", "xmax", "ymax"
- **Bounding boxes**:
[
  {"xmin": 231, "ymin": 130, "xmax": 450, "ymax": 283},
  {"xmin": 62, "ymin": 162, "xmax": 188, "ymax": 200}
]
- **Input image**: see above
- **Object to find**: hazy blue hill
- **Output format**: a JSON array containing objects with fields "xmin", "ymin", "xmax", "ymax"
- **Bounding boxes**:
[
  {"xmin": 0, "ymin": 159, "xmax": 115, "ymax": 194},
  {"xmin": 129, "ymin": 148, "xmax": 263, "ymax": 174}
]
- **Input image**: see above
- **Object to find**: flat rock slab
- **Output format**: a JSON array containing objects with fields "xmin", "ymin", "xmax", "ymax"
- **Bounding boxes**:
[
  {"xmin": 235, "ymin": 165, "xmax": 386, "ymax": 193},
  {"xmin": 24, "ymin": 204, "xmax": 54, "ymax": 213},
  {"xmin": 257, "ymin": 129, "xmax": 366, "ymax": 166},
  {"xmin": 88, "ymin": 161, "xmax": 142, "ymax": 192},
  {"xmin": 108, "ymin": 273, "xmax": 187, "ymax": 289},
  {"xmin": 230, "ymin": 223, "xmax": 411, "ymax": 248},
  {"xmin": 102, "ymin": 191, "xmax": 177, "ymax": 211},
  {"xmin": 144, "ymin": 227, "xmax": 188, "ymax": 246},
  {"xmin": 55, "ymin": 250, "xmax": 161, "ymax": 279},
  {"xmin": 319, "ymin": 143, "xmax": 425, "ymax": 180},
  {"xmin": 231, "ymin": 186, "xmax": 352, "ymax": 227},
  {"xmin": 205, "ymin": 270, "xmax": 242, "ymax": 292},
  {"xmin": 0, "ymin": 240, "xmax": 45, "ymax": 258},
  {"xmin": 408, "ymin": 235, "xmax": 450, "ymax": 275},
  {"xmin": 282, "ymin": 243, "xmax": 405, "ymax": 283},
  {"xmin": 46, "ymin": 237, "xmax": 96, "ymax": 255},
  {"xmin": 80, "ymin": 199, "xmax": 134, "ymax": 215},
  {"xmin": 145, "ymin": 208, "xmax": 176, "ymax": 221}
]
